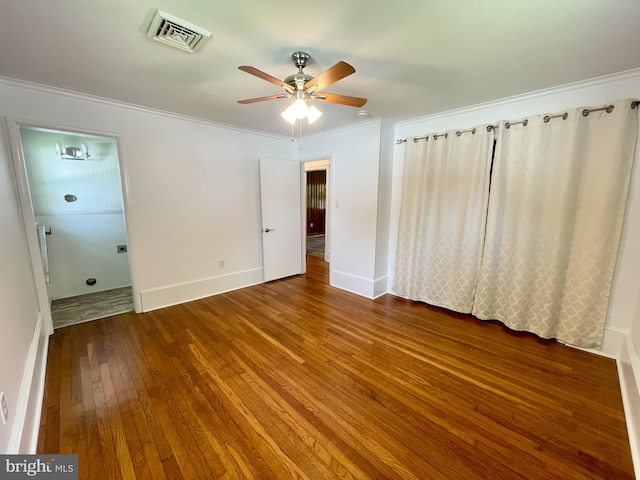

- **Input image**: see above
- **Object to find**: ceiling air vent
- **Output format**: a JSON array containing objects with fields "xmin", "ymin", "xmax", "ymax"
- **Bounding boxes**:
[{"xmin": 146, "ymin": 10, "xmax": 211, "ymax": 53}]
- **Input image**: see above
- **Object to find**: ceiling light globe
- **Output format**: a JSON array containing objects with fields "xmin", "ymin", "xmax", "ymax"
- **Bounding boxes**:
[
  {"xmin": 307, "ymin": 105, "xmax": 322, "ymax": 124},
  {"xmin": 291, "ymin": 99, "xmax": 308, "ymax": 119},
  {"xmin": 281, "ymin": 106, "xmax": 297, "ymax": 125}
]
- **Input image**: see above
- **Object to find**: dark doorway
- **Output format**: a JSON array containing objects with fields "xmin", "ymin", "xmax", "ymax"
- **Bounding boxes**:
[
  {"xmin": 306, "ymin": 170, "xmax": 326, "ymax": 259},
  {"xmin": 306, "ymin": 170, "xmax": 326, "ymax": 236}
]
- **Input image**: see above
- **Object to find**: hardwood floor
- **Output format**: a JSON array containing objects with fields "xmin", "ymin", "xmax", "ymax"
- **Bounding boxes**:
[{"xmin": 38, "ymin": 256, "xmax": 634, "ymax": 479}]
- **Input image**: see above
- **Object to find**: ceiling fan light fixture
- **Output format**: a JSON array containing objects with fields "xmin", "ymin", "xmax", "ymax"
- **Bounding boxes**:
[
  {"xmin": 281, "ymin": 98, "xmax": 322, "ymax": 125},
  {"xmin": 292, "ymin": 98, "xmax": 309, "ymax": 119},
  {"xmin": 239, "ymin": 52, "xmax": 365, "ymax": 128},
  {"xmin": 281, "ymin": 105, "xmax": 297, "ymax": 124},
  {"xmin": 307, "ymin": 104, "xmax": 322, "ymax": 124}
]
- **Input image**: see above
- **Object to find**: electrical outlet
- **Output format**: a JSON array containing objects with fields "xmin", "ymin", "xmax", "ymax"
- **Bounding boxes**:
[
  {"xmin": 0, "ymin": 392, "xmax": 8, "ymax": 425},
  {"xmin": 219, "ymin": 260, "xmax": 225, "ymax": 269}
]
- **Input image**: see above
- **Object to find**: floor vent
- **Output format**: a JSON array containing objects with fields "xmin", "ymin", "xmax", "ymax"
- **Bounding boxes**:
[{"xmin": 146, "ymin": 10, "xmax": 211, "ymax": 53}]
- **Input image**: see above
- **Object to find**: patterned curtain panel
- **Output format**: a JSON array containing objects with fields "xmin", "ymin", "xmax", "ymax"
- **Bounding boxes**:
[
  {"xmin": 473, "ymin": 100, "xmax": 639, "ymax": 348},
  {"xmin": 393, "ymin": 126, "xmax": 494, "ymax": 313}
]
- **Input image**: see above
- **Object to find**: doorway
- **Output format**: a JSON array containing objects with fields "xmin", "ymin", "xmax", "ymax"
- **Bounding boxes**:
[
  {"xmin": 306, "ymin": 170, "xmax": 326, "ymax": 258},
  {"xmin": 18, "ymin": 127, "xmax": 134, "ymax": 328},
  {"xmin": 304, "ymin": 159, "xmax": 330, "ymax": 263}
]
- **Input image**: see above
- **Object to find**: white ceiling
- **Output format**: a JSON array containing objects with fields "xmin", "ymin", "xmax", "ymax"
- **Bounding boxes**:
[{"xmin": 2, "ymin": 0, "xmax": 640, "ymax": 136}]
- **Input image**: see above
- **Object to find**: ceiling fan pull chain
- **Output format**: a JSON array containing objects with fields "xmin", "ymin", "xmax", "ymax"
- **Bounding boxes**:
[{"xmin": 299, "ymin": 121, "xmax": 304, "ymax": 150}]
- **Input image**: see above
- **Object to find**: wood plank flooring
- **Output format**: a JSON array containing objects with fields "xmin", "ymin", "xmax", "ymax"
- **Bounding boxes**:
[
  {"xmin": 51, "ymin": 287, "xmax": 134, "ymax": 329},
  {"xmin": 306, "ymin": 235, "xmax": 325, "ymax": 258},
  {"xmin": 38, "ymin": 256, "xmax": 634, "ymax": 479}
]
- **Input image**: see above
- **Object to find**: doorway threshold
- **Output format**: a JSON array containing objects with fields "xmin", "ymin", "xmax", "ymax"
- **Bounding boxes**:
[{"xmin": 51, "ymin": 286, "xmax": 133, "ymax": 329}]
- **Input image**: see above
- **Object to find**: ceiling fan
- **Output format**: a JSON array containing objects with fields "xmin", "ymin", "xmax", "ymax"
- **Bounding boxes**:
[{"xmin": 237, "ymin": 52, "xmax": 367, "ymax": 124}]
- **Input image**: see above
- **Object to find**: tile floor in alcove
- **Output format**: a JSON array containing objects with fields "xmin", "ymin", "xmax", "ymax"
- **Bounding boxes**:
[
  {"xmin": 307, "ymin": 234, "xmax": 325, "ymax": 258},
  {"xmin": 51, "ymin": 286, "xmax": 134, "ymax": 329}
]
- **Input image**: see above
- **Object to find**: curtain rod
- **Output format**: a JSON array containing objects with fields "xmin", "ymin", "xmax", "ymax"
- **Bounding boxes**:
[
  {"xmin": 395, "ymin": 127, "xmax": 475, "ymax": 144},
  {"xmin": 582, "ymin": 104, "xmax": 614, "ymax": 116},
  {"xmin": 396, "ymin": 100, "xmax": 640, "ymax": 144},
  {"xmin": 544, "ymin": 112, "xmax": 568, "ymax": 123},
  {"xmin": 396, "ymin": 125, "xmax": 492, "ymax": 143},
  {"xmin": 505, "ymin": 119, "xmax": 528, "ymax": 129}
]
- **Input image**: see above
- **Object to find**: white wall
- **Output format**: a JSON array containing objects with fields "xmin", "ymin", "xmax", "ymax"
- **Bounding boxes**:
[
  {"xmin": 0, "ymin": 79, "xmax": 295, "ymax": 311},
  {"xmin": 0, "ymin": 119, "xmax": 43, "ymax": 452},
  {"xmin": 297, "ymin": 120, "xmax": 382, "ymax": 298},
  {"xmin": 374, "ymin": 119, "xmax": 396, "ymax": 297},
  {"xmin": 21, "ymin": 128, "xmax": 130, "ymax": 298}
]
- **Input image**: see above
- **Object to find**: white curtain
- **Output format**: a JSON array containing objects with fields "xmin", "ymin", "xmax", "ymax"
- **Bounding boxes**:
[
  {"xmin": 473, "ymin": 100, "xmax": 638, "ymax": 348},
  {"xmin": 394, "ymin": 127, "xmax": 494, "ymax": 312}
]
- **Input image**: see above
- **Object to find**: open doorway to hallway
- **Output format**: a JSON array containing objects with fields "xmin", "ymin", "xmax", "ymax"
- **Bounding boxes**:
[
  {"xmin": 304, "ymin": 159, "xmax": 330, "ymax": 264},
  {"xmin": 306, "ymin": 169, "xmax": 326, "ymax": 258},
  {"xmin": 19, "ymin": 127, "xmax": 134, "ymax": 328}
]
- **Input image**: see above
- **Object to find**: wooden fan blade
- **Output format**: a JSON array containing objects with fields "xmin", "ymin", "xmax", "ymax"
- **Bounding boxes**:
[
  {"xmin": 238, "ymin": 66, "xmax": 294, "ymax": 93},
  {"xmin": 237, "ymin": 94, "xmax": 287, "ymax": 104},
  {"xmin": 305, "ymin": 61, "xmax": 355, "ymax": 92},
  {"xmin": 314, "ymin": 92, "xmax": 367, "ymax": 108}
]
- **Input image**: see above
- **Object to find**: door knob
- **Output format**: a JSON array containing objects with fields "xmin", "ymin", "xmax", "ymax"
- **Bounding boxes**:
[{"xmin": 264, "ymin": 228, "xmax": 275, "ymax": 233}]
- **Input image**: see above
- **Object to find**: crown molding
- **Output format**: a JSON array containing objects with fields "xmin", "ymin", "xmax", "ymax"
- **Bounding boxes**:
[
  {"xmin": 397, "ymin": 68, "xmax": 640, "ymax": 128},
  {"xmin": 0, "ymin": 76, "xmax": 290, "ymax": 142}
]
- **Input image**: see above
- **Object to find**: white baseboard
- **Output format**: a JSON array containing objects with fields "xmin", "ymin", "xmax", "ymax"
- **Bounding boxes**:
[
  {"xmin": 8, "ymin": 313, "xmax": 49, "ymax": 453},
  {"xmin": 140, "ymin": 267, "xmax": 264, "ymax": 312},
  {"xmin": 618, "ymin": 333, "xmax": 640, "ymax": 479},
  {"xmin": 572, "ymin": 327, "xmax": 626, "ymax": 359},
  {"xmin": 373, "ymin": 275, "xmax": 389, "ymax": 299},
  {"xmin": 330, "ymin": 269, "xmax": 377, "ymax": 299}
]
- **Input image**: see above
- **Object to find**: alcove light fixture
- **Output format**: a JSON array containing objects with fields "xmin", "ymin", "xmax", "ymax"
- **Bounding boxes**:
[
  {"xmin": 55, "ymin": 141, "xmax": 90, "ymax": 161},
  {"xmin": 281, "ymin": 91, "xmax": 322, "ymax": 125}
]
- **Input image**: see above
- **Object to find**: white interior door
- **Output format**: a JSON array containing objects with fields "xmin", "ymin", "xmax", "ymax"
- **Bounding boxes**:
[{"xmin": 259, "ymin": 157, "xmax": 303, "ymax": 282}]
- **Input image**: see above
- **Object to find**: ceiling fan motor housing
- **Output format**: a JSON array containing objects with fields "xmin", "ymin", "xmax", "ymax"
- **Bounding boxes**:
[
  {"xmin": 292, "ymin": 52, "xmax": 310, "ymax": 70},
  {"xmin": 285, "ymin": 73, "xmax": 312, "ymax": 90},
  {"xmin": 285, "ymin": 52, "xmax": 312, "ymax": 90}
]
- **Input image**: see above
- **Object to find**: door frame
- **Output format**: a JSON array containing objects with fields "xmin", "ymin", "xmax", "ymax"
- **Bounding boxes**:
[
  {"xmin": 4, "ymin": 117, "xmax": 140, "ymax": 332},
  {"xmin": 303, "ymin": 157, "xmax": 332, "ymax": 263}
]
